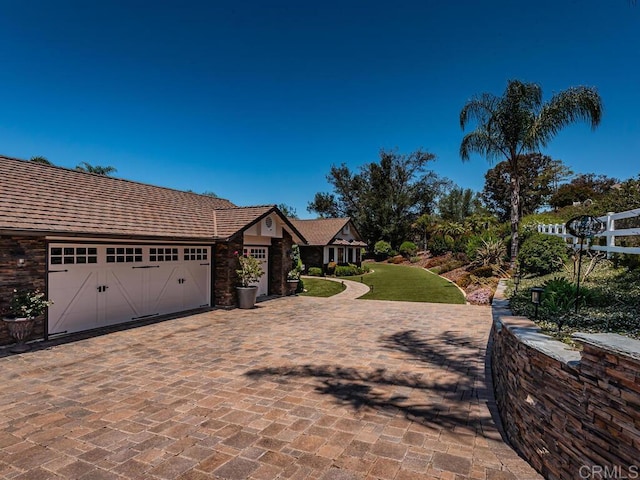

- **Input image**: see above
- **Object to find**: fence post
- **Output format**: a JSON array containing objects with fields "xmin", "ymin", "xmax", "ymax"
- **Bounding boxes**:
[{"xmin": 607, "ymin": 212, "xmax": 615, "ymax": 259}]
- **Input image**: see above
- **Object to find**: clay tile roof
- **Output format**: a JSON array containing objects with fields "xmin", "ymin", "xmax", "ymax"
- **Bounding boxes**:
[
  {"xmin": 0, "ymin": 155, "xmax": 280, "ymax": 241},
  {"xmin": 289, "ymin": 217, "xmax": 366, "ymax": 246}
]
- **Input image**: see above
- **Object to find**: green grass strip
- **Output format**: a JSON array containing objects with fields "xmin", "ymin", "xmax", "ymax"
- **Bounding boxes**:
[
  {"xmin": 299, "ymin": 278, "xmax": 346, "ymax": 297},
  {"xmin": 342, "ymin": 262, "xmax": 465, "ymax": 304}
]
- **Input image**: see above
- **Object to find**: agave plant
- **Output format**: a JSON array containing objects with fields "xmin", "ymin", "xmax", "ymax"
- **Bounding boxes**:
[{"xmin": 474, "ymin": 238, "xmax": 507, "ymax": 268}]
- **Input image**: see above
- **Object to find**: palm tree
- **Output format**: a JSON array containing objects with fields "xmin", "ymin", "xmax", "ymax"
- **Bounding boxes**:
[
  {"xmin": 76, "ymin": 162, "xmax": 117, "ymax": 176},
  {"xmin": 460, "ymin": 80, "xmax": 602, "ymax": 268},
  {"xmin": 30, "ymin": 156, "xmax": 53, "ymax": 165}
]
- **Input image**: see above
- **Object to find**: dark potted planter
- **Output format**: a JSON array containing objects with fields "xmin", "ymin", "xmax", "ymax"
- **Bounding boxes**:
[
  {"xmin": 286, "ymin": 279, "xmax": 300, "ymax": 295},
  {"xmin": 2, "ymin": 316, "xmax": 37, "ymax": 353},
  {"xmin": 3, "ymin": 288, "xmax": 53, "ymax": 353},
  {"xmin": 236, "ymin": 286, "xmax": 258, "ymax": 309},
  {"xmin": 235, "ymin": 253, "xmax": 265, "ymax": 309}
]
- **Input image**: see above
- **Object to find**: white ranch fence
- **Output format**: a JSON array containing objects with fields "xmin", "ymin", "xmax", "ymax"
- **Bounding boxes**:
[{"xmin": 537, "ymin": 208, "xmax": 640, "ymax": 256}]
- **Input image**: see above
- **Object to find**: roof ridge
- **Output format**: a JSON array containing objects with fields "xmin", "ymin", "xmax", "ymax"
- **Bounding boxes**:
[{"xmin": 0, "ymin": 154, "xmax": 235, "ymax": 205}]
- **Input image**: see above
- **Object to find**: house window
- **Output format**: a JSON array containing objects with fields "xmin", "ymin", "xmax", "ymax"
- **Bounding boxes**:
[
  {"xmin": 337, "ymin": 248, "xmax": 344, "ymax": 263},
  {"xmin": 328, "ymin": 247, "xmax": 335, "ymax": 262},
  {"xmin": 355, "ymin": 248, "xmax": 361, "ymax": 263},
  {"xmin": 184, "ymin": 247, "xmax": 208, "ymax": 261},
  {"xmin": 107, "ymin": 247, "xmax": 144, "ymax": 263},
  {"xmin": 347, "ymin": 248, "xmax": 353, "ymax": 263},
  {"xmin": 50, "ymin": 246, "xmax": 98, "ymax": 265}
]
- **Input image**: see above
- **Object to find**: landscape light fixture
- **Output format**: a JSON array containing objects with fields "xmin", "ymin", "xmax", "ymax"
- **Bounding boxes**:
[{"xmin": 530, "ymin": 287, "xmax": 544, "ymax": 320}]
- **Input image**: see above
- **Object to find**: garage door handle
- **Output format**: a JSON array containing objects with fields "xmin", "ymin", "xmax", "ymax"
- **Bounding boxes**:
[
  {"xmin": 132, "ymin": 265, "xmax": 160, "ymax": 269},
  {"xmin": 49, "ymin": 269, "xmax": 69, "ymax": 273}
]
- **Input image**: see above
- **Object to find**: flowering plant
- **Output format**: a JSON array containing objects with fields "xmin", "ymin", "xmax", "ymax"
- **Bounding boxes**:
[
  {"xmin": 287, "ymin": 244, "xmax": 304, "ymax": 281},
  {"xmin": 6, "ymin": 289, "xmax": 53, "ymax": 319},
  {"xmin": 235, "ymin": 252, "xmax": 265, "ymax": 287}
]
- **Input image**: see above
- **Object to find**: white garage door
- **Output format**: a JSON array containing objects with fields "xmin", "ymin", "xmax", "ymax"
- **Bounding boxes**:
[
  {"xmin": 243, "ymin": 246, "xmax": 268, "ymax": 297},
  {"xmin": 47, "ymin": 244, "xmax": 211, "ymax": 336}
]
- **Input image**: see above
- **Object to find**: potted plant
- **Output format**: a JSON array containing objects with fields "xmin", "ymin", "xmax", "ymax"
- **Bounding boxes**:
[
  {"xmin": 2, "ymin": 289, "xmax": 53, "ymax": 353},
  {"xmin": 235, "ymin": 252, "xmax": 264, "ymax": 309},
  {"xmin": 286, "ymin": 244, "xmax": 304, "ymax": 295}
]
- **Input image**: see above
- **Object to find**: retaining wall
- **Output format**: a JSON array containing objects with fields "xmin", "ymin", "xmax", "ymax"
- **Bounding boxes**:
[{"xmin": 491, "ymin": 290, "xmax": 640, "ymax": 480}]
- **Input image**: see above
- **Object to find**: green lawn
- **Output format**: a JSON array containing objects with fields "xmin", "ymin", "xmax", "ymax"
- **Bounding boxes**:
[
  {"xmin": 299, "ymin": 278, "xmax": 346, "ymax": 297},
  {"xmin": 342, "ymin": 262, "xmax": 465, "ymax": 304}
]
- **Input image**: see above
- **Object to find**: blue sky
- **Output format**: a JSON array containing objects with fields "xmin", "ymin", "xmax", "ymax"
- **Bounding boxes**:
[{"xmin": 0, "ymin": 1, "xmax": 638, "ymax": 218}]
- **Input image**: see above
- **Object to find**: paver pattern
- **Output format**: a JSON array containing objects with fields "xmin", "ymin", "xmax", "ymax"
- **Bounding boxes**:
[{"xmin": 0, "ymin": 294, "xmax": 541, "ymax": 479}]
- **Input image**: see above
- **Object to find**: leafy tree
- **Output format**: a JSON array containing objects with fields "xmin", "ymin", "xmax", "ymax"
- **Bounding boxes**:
[
  {"xmin": 30, "ymin": 156, "xmax": 53, "ymax": 165},
  {"xmin": 460, "ymin": 79, "xmax": 602, "ymax": 268},
  {"xmin": 277, "ymin": 203, "xmax": 298, "ymax": 218},
  {"xmin": 549, "ymin": 173, "xmax": 618, "ymax": 209},
  {"xmin": 308, "ymin": 149, "xmax": 449, "ymax": 248},
  {"xmin": 411, "ymin": 213, "xmax": 436, "ymax": 251},
  {"xmin": 600, "ymin": 175, "xmax": 640, "ymax": 213},
  {"xmin": 437, "ymin": 187, "xmax": 482, "ymax": 223},
  {"xmin": 201, "ymin": 190, "xmax": 219, "ymax": 198},
  {"xmin": 483, "ymin": 154, "xmax": 572, "ymax": 221},
  {"xmin": 76, "ymin": 162, "xmax": 117, "ymax": 176}
]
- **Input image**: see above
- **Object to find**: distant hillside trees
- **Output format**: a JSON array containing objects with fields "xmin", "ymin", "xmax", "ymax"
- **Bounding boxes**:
[
  {"xmin": 482, "ymin": 154, "xmax": 572, "ymax": 222},
  {"xmin": 308, "ymin": 149, "xmax": 450, "ymax": 249}
]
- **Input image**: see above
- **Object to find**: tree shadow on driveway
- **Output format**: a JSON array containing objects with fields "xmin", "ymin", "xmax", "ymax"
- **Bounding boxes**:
[{"xmin": 245, "ymin": 329, "xmax": 493, "ymax": 436}]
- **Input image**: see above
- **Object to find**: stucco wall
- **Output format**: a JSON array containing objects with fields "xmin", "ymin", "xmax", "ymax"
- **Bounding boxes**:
[
  {"xmin": 0, "ymin": 235, "xmax": 47, "ymax": 346},
  {"xmin": 491, "ymin": 290, "xmax": 640, "ymax": 480}
]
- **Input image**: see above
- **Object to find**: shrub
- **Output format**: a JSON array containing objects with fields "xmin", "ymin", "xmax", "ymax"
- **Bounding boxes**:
[
  {"xmin": 438, "ymin": 260, "xmax": 465, "ymax": 274},
  {"xmin": 308, "ymin": 267, "xmax": 323, "ymax": 277},
  {"xmin": 374, "ymin": 240, "xmax": 392, "ymax": 257},
  {"xmin": 409, "ymin": 256, "xmax": 421, "ymax": 264},
  {"xmin": 335, "ymin": 264, "xmax": 356, "ymax": 276},
  {"xmin": 335, "ymin": 263, "xmax": 369, "ymax": 277},
  {"xmin": 612, "ymin": 253, "xmax": 640, "ymax": 271},
  {"xmin": 456, "ymin": 273, "xmax": 472, "ymax": 288},
  {"xmin": 540, "ymin": 277, "xmax": 577, "ymax": 331},
  {"xmin": 469, "ymin": 265, "xmax": 494, "ymax": 278},
  {"xmin": 296, "ymin": 278, "xmax": 305, "ymax": 293},
  {"xmin": 399, "ymin": 241, "xmax": 417, "ymax": 257},
  {"xmin": 326, "ymin": 261, "xmax": 337, "ymax": 275},
  {"xmin": 428, "ymin": 236, "xmax": 450, "ymax": 256},
  {"xmin": 518, "ymin": 233, "xmax": 569, "ymax": 275}
]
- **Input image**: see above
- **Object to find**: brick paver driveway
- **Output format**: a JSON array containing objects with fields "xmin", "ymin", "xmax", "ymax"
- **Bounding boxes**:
[{"xmin": 0, "ymin": 295, "xmax": 541, "ymax": 479}]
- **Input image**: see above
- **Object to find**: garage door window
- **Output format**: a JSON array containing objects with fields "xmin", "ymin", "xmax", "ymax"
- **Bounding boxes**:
[
  {"xmin": 150, "ymin": 248, "xmax": 178, "ymax": 262},
  {"xmin": 107, "ymin": 247, "xmax": 143, "ymax": 263},
  {"xmin": 50, "ymin": 247, "xmax": 98, "ymax": 265},
  {"xmin": 184, "ymin": 247, "xmax": 208, "ymax": 261}
]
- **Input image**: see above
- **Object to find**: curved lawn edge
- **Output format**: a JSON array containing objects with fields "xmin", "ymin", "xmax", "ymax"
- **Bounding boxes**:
[
  {"xmin": 298, "ymin": 277, "xmax": 346, "ymax": 297},
  {"xmin": 424, "ymin": 267, "xmax": 468, "ymax": 303},
  {"xmin": 342, "ymin": 263, "xmax": 466, "ymax": 304}
]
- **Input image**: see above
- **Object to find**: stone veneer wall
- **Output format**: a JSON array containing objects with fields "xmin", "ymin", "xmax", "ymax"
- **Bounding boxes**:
[
  {"xmin": 0, "ymin": 235, "xmax": 47, "ymax": 346},
  {"xmin": 214, "ymin": 236, "xmax": 243, "ymax": 307},
  {"xmin": 269, "ymin": 230, "xmax": 293, "ymax": 296},
  {"xmin": 491, "ymin": 288, "xmax": 640, "ymax": 480}
]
